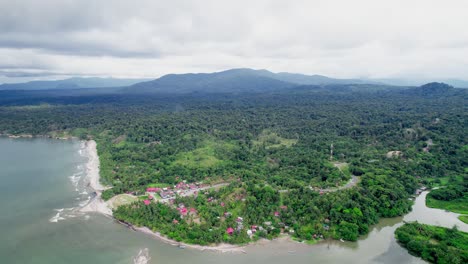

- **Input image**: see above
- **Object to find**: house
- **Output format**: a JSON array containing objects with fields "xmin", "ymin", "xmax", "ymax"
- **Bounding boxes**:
[
  {"xmin": 172, "ymin": 219, "xmax": 179, "ymax": 224},
  {"xmin": 226, "ymin": 227, "xmax": 234, "ymax": 235},
  {"xmin": 274, "ymin": 211, "xmax": 280, "ymax": 217},
  {"xmin": 160, "ymin": 191, "xmax": 174, "ymax": 199},
  {"xmin": 143, "ymin": 200, "xmax": 151, "ymax": 205},
  {"xmin": 178, "ymin": 207, "xmax": 188, "ymax": 216}
]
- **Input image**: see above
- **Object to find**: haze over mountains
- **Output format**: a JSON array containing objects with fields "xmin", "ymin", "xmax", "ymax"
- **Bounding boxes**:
[
  {"xmin": 1, "ymin": 68, "xmax": 467, "ymax": 93},
  {"xmin": 0, "ymin": 77, "xmax": 151, "ymax": 90}
]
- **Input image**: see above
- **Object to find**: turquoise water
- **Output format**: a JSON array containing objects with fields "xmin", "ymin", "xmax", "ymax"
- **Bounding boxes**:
[{"xmin": 4, "ymin": 137, "xmax": 463, "ymax": 263}]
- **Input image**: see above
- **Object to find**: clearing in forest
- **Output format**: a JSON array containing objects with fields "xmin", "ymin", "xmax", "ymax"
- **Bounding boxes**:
[
  {"xmin": 172, "ymin": 139, "xmax": 235, "ymax": 168},
  {"xmin": 252, "ymin": 130, "xmax": 298, "ymax": 149}
]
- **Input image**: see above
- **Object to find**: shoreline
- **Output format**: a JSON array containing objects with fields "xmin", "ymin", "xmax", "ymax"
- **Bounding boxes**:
[
  {"xmin": 0, "ymin": 133, "xmax": 77, "ymax": 140},
  {"xmin": 79, "ymin": 140, "xmax": 112, "ymax": 216},
  {"xmin": 74, "ymin": 139, "xmax": 255, "ymax": 252},
  {"xmin": 132, "ymin": 226, "xmax": 248, "ymax": 253}
]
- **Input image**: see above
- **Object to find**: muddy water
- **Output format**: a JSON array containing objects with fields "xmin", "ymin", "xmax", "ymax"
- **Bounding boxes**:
[{"xmin": 1, "ymin": 137, "xmax": 466, "ymax": 264}]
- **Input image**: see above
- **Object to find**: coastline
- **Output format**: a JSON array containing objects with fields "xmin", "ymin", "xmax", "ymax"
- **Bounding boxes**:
[
  {"xmin": 0, "ymin": 133, "xmax": 77, "ymax": 140},
  {"xmin": 79, "ymin": 140, "xmax": 112, "ymax": 216},
  {"xmin": 132, "ymin": 226, "xmax": 248, "ymax": 253},
  {"xmin": 75, "ymin": 139, "xmax": 258, "ymax": 252}
]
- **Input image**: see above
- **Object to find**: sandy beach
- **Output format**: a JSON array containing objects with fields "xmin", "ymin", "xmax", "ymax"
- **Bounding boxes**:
[
  {"xmin": 134, "ymin": 226, "xmax": 248, "ymax": 253},
  {"xmin": 79, "ymin": 140, "xmax": 112, "ymax": 216}
]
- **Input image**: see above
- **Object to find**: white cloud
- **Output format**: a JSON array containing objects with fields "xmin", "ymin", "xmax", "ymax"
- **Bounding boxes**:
[{"xmin": 0, "ymin": 0, "xmax": 467, "ymax": 82}]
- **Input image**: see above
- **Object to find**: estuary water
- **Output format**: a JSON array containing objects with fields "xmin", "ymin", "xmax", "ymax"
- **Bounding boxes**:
[{"xmin": 0, "ymin": 137, "xmax": 466, "ymax": 264}]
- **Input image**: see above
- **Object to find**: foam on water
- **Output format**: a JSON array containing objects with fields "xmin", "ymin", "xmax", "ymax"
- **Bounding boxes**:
[
  {"xmin": 50, "ymin": 142, "xmax": 91, "ymax": 224},
  {"xmin": 78, "ymin": 197, "xmax": 91, "ymax": 207},
  {"xmin": 49, "ymin": 212, "xmax": 66, "ymax": 223}
]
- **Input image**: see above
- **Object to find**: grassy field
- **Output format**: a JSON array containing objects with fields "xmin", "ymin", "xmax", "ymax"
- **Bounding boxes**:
[
  {"xmin": 252, "ymin": 130, "xmax": 298, "ymax": 149},
  {"xmin": 426, "ymin": 196, "xmax": 468, "ymax": 215},
  {"xmin": 458, "ymin": 215, "xmax": 468, "ymax": 224},
  {"xmin": 107, "ymin": 194, "xmax": 138, "ymax": 209},
  {"xmin": 172, "ymin": 139, "xmax": 235, "ymax": 168}
]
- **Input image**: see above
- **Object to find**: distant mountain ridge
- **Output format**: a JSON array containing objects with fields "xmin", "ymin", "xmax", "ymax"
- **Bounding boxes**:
[
  {"xmin": 124, "ymin": 68, "xmax": 382, "ymax": 94},
  {"xmin": 2, "ymin": 68, "xmax": 467, "ymax": 93},
  {"xmin": 0, "ymin": 77, "xmax": 151, "ymax": 90},
  {"xmin": 401, "ymin": 82, "xmax": 458, "ymax": 96}
]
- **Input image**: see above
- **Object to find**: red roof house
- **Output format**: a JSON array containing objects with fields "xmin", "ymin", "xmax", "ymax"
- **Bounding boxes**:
[
  {"xmin": 226, "ymin": 227, "xmax": 234, "ymax": 235},
  {"xmin": 178, "ymin": 207, "xmax": 188, "ymax": 216}
]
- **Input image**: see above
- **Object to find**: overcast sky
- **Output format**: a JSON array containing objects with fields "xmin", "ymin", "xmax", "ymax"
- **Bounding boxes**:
[{"xmin": 1, "ymin": 0, "xmax": 468, "ymax": 83}]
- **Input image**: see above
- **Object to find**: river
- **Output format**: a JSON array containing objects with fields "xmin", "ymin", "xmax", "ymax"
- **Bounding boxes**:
[{"xmin": 0, "ymin": 137, "xmax": 466, "ymax": 263}]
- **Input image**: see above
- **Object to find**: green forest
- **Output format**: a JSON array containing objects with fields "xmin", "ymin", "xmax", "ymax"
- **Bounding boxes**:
[
  {"xmin": 395, "ymin": 222, "xmax": 468, "ymax": 264},
  {"xmin": 0, "ymin": 84, "xmax": 466, "ymax": 245},
  {"xmin": 426, "ymin": 175, "xmax": 468, "ymax": 223}
]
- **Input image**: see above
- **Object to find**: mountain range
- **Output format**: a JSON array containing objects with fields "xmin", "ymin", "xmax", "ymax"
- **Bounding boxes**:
[
  {"xmin": 124, "ymin": 68, "xmax": 386, "ymax": 94},
  {"xmin": 0, "ymin": 77, "xmax": 151, "ymax": 90},
  {"xmin": 1, "ymin": 69, "xmax": 467, "ymax": 93}
]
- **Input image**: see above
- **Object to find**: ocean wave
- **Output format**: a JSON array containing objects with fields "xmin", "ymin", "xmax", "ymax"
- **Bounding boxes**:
[
  {"xmin": 78, "ymin": 197, "xmax": 91, "ymax": 207},
  {"xmin": 49, "ymin": 212, "xmax": 66, "ymax": 223},
  {"xmin": 133, "ymin": 248, "xmax": 150, "ymax": 264}
]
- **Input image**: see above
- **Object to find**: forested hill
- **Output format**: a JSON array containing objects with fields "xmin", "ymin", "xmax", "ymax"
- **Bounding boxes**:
[{"xmin": 123, "ymin": 68, "xmax": 383, "ymax": 94}]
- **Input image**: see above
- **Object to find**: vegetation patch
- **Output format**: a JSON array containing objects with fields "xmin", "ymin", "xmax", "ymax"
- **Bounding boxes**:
[
  {"xmin": 458, "ymin": 215, "xmax": 468, "ymax": 224},
  {"xmin": 253, "ymin": 130, "xmax": 298, "ymax": 149},
  {"xmin": 426, "ymin": 179, "xmax": 468, "ymax": 215},
  {"xmin": 395, "ymin": 222, "xmax": 468, "ymax": 264},
  {"xmin": 426, "ymin": 197, "xmax": 468, "ymax": 215},
  {"xmin": 107, "ymin": 194, "xmax": 138, "ymax": 209},
  {"xmin": 172, "ymin": 139, "xmax": 234, "ymax": 168}
]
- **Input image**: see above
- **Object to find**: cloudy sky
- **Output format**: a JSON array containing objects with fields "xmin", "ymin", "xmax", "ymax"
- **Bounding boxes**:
[{"xmin": 1, "ymin": 0, "xmax": 467, "ymax": 83}]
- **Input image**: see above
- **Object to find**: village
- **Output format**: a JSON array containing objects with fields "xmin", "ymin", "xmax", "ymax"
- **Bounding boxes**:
[
  {"xmin": 143, "ymin": 181, "xmax": 229, "ymax": 204},
  {"xmin": 134, "ymin": 180, "xmax": 323, "ymax": 240}
]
